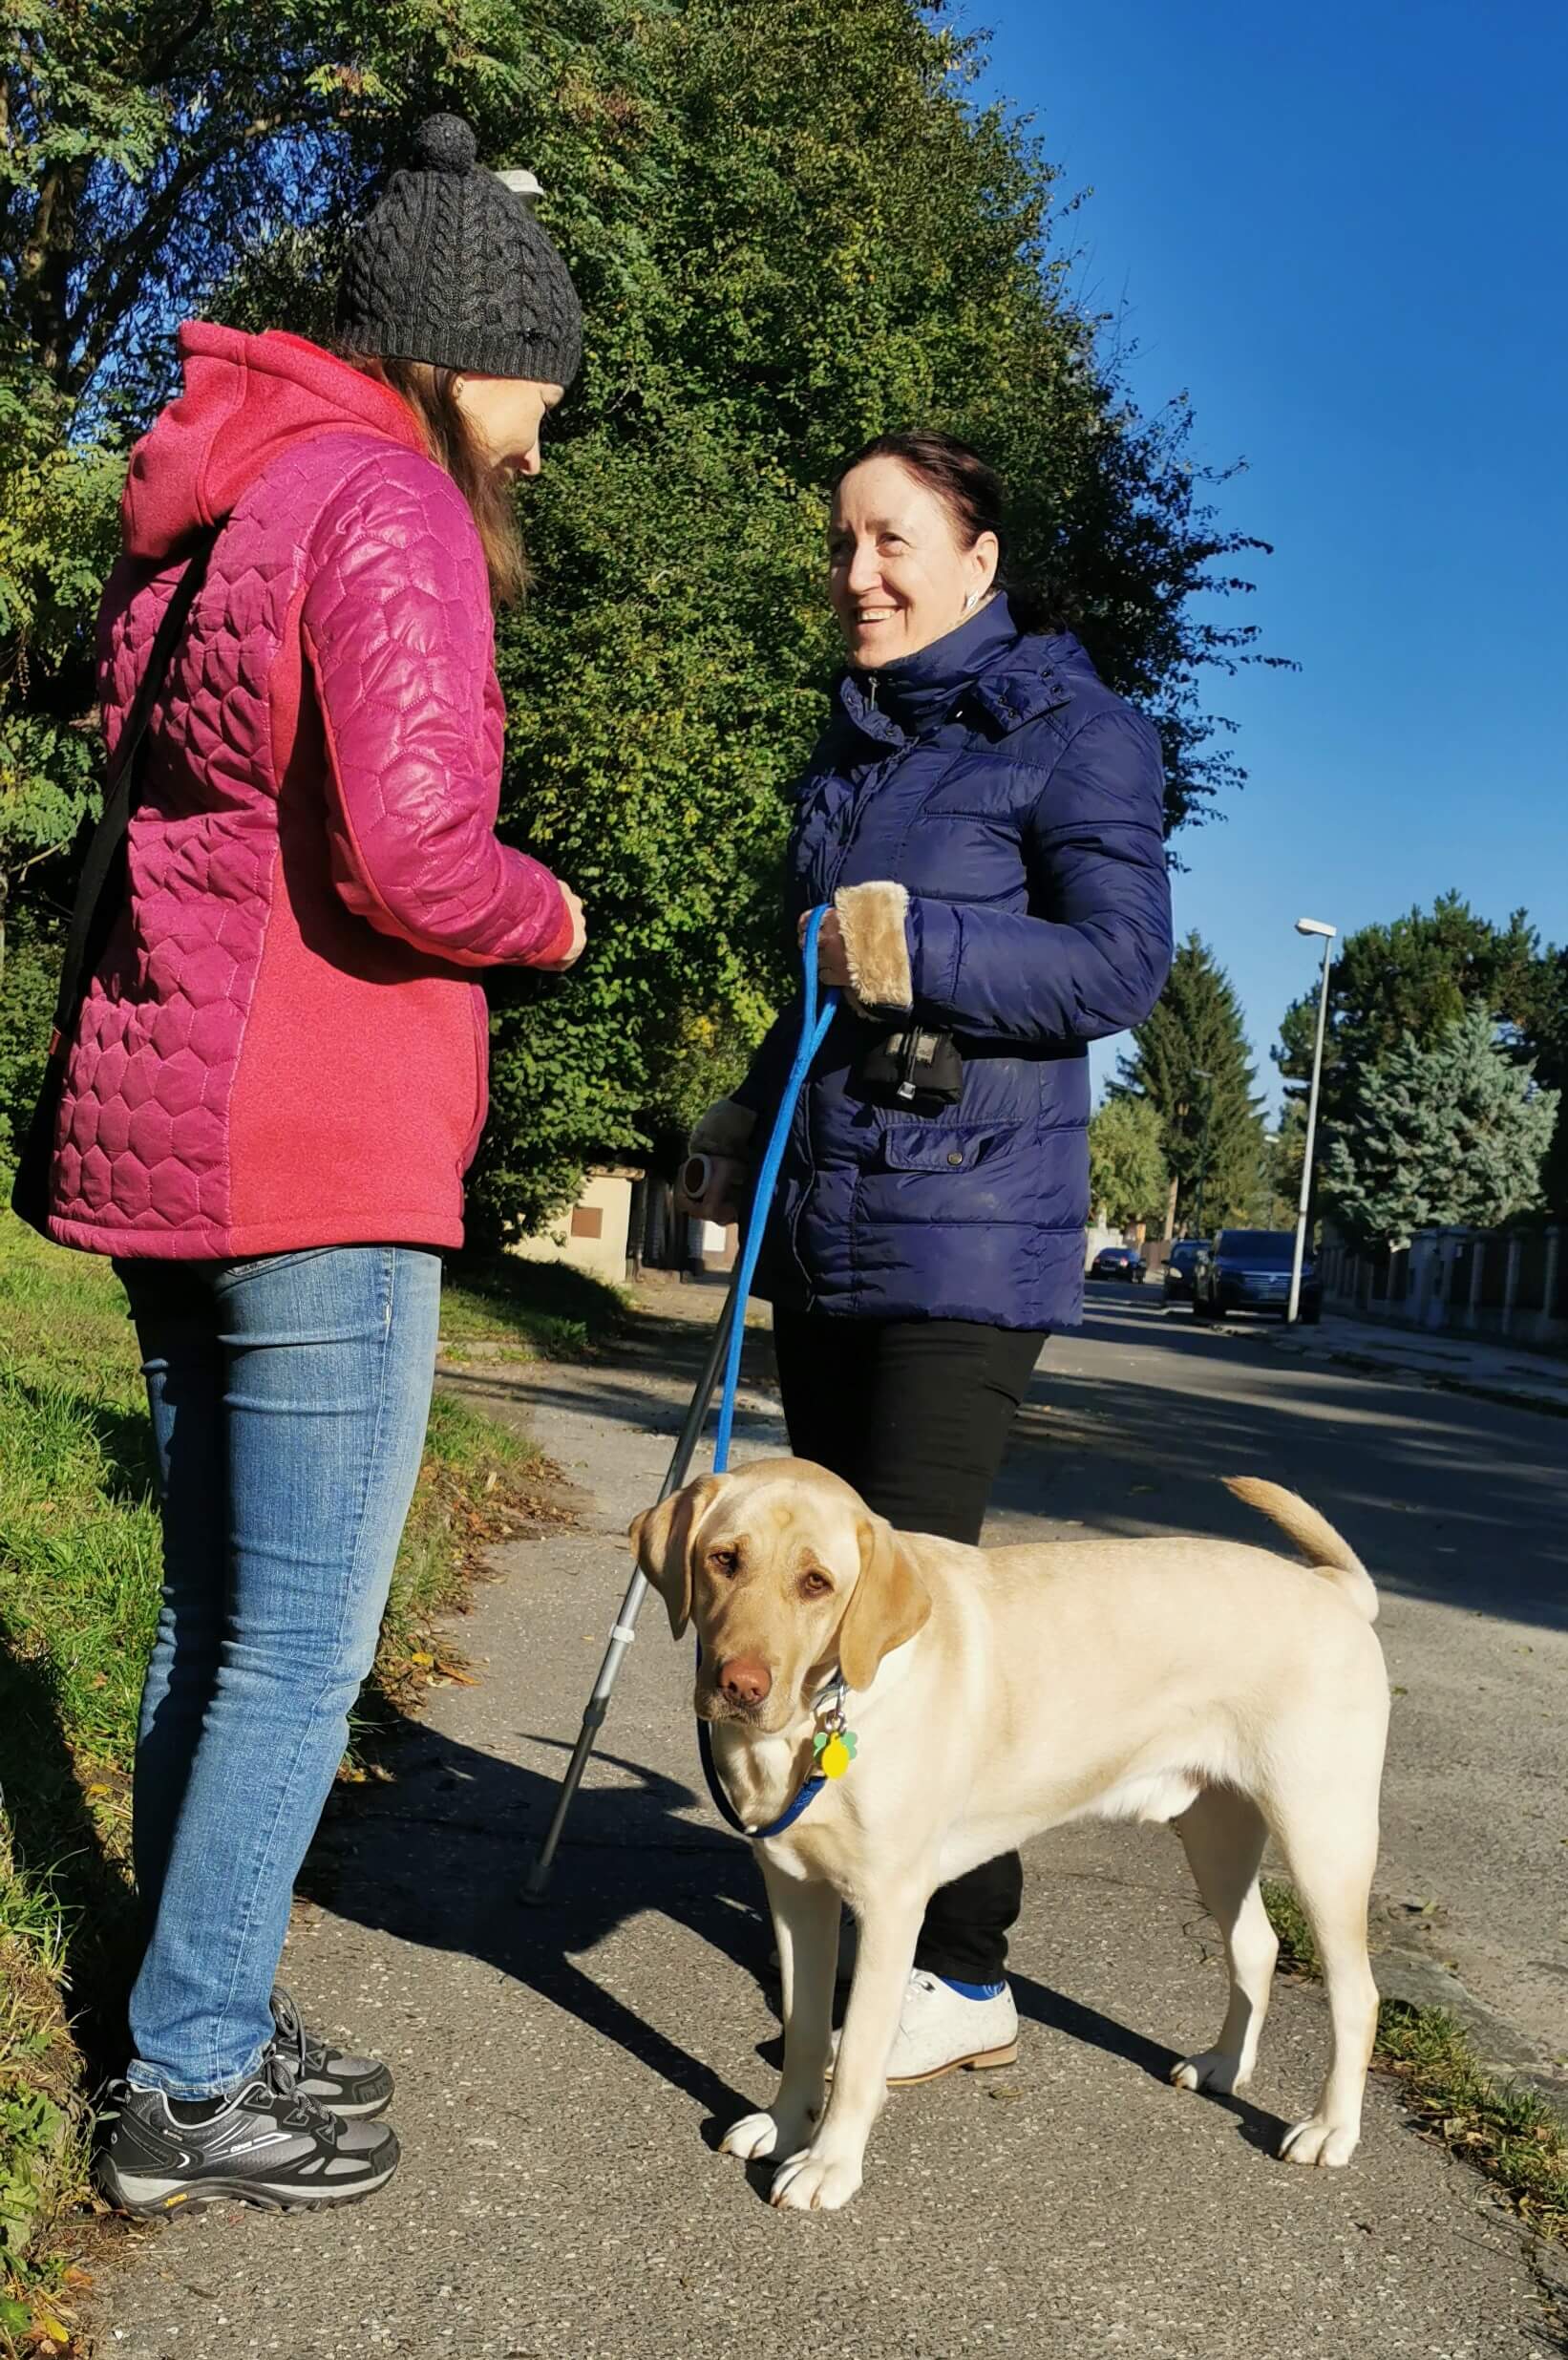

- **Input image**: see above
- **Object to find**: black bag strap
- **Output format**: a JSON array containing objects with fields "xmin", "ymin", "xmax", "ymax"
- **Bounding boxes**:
[{"xmin": 47, "ymin": 529, "xmax": 220, "ymax": 1047}]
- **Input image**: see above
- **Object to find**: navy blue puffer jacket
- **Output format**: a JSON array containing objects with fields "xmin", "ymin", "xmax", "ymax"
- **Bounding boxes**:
[{"xmin": 729, "ymin": 595, "xmax": 1173, "ymax": 1331}]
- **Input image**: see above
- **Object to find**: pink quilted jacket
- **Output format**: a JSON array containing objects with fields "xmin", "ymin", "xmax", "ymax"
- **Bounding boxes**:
[{"xmin": 45, "ymin": 325, "xmax": 574, "ymax": 1260}]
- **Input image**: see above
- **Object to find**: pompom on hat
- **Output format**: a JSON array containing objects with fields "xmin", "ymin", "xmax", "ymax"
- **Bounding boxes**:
[{"xmin": 335, "ymin": 113, "xmax": 583, "ymax": 387}]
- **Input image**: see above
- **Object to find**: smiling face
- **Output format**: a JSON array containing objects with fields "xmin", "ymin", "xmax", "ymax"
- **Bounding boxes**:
[
  {"xmin": 828, "ymin": 455, "xmax": 1000, "ymax": 670},
  {"xmin": 451, "ymin": 372, "xmax": 565, "ymax": 478},
  {"xmin": 629, "ymin": 1459, "xmax": 932, "ymax": 1733}
]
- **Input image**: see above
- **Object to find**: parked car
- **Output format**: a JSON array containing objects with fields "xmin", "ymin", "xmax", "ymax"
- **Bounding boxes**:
[
  {"xmin": 1090, "ymin": 1245, "xmax": 1148, "ymax": 1284},
  {"xmin": 1192, "ymin": 1229, "xmax": 1322, "ymax": 1324},
  {"xmin": 1163, "ymin": 1238, "xmax": 1210, "ymax": 1305}
]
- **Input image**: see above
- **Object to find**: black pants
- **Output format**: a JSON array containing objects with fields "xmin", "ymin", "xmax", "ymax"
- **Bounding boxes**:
[{"xmin": 772, "ymin": 1309, "xmax": 1046, "ymax": 1985}]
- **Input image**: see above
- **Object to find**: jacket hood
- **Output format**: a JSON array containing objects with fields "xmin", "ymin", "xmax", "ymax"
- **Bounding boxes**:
[
  {"xmin": 836, "ymin": 594, "xmax": 1094, "ymax": 748},
  {"xmin": 120, "ymin": 324, "xmax": 427, "ymax": 561}
]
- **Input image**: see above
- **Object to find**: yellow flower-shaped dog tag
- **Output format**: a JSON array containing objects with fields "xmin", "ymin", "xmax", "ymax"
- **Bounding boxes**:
[{"xmin": 814, "ymin": 1729, "xmax": 858, "ymax": 1780}]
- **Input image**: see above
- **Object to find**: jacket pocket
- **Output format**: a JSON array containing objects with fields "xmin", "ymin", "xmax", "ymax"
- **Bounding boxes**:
[
  {"xmin": 461, "ymin": 987, "xmax": 490, "ymax": 1173},
  {"xmin": 875, "ymin": 1121, "xmax": 1026, "ymax": 1175}
]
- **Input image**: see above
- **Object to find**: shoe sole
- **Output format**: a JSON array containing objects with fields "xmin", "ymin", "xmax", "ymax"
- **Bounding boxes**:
[
  {"xmin": 825, "ymin": 2038, "xmax": 1020, "ymax": 2090},
  {"xmin": 96, "ymin": 2158, "xmax": 399, "ymax": 2217},
  {"xmin": 887, "ymin": 2039, "xmax": 1019, "ymax": 2088}
]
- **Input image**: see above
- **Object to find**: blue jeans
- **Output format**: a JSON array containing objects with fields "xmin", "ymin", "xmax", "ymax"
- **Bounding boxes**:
[{"xmin": 116, "ymin": 1245, "xmax": 441, "ymax": 2097}]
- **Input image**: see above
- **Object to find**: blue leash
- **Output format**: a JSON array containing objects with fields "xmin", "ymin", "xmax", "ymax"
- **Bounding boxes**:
[{"xmin": 698, "ymin": 906, "xmax": 840, "ymax": 1839}]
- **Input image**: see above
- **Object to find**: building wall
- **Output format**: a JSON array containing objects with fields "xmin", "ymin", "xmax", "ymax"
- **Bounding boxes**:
[{"xmin": 511, "ymin": 1170, "xmax": 636, "ymax": 1286}]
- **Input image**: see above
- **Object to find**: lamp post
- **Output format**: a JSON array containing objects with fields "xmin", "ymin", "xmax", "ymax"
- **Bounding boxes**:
[
  {"xmin": 1190, "ymin": 1068, "xmax": 1214, "ymax": 1241},
  {"xmin": 1289, "ymin": 918, "xmax": 1338, "ymax": 1324}
]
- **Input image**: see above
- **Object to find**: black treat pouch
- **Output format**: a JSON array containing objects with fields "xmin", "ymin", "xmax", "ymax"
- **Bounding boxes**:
[{"xmin": 856, "ymin": 1024, "xmax": 964, "ymax": 1113}]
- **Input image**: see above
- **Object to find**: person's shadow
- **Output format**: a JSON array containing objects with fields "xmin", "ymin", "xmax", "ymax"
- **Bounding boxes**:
[{"xmin": 296, "ymin": 1709, "xmax": 1289, "ymax": 2164}]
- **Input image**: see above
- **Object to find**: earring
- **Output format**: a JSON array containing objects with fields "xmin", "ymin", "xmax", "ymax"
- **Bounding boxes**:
[{"xmin": 964, "ymin": 590, "xmax": 980, "ymax": 613}]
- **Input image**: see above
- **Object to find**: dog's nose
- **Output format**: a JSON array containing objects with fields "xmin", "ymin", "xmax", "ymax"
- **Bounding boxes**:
[{"xmin": 718, "ymin": 1655, "xmax": 773, "ymax": 1706}]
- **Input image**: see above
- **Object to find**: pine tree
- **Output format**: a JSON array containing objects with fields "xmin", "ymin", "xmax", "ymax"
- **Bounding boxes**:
[
  {"xmin": 1324, "ymin": 1005, "xmax": 1559, "ymax": 1248},
  {"xmin": 1113, "ymin": 932, "xmax": 1264, "ymax": 1236}
]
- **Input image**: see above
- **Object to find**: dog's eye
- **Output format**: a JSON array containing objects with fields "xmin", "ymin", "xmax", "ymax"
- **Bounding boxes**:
[
  {"xmin": 708, "ymin": 1544, "xmax": 740, "ymax": 1577},
  {"xmin": 801, "ymin": 1569, "xmax": 833, "ymax": 1598}
]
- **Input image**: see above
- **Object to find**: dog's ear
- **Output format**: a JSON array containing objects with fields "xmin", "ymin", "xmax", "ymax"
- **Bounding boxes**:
[
  {"xmin": 838, "ymin": 1513, "xmax": 931, "ymax": 1691},
  {"xmin": 628, "ymin": 1475, "xmax": 723, "ymax": 1639}
]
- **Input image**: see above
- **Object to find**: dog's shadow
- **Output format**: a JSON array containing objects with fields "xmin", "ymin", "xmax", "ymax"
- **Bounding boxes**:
[
  {"xmin": 302, "ymin": 1712, "xmax": 1287, "ymax": 2188},
  {"xmin": 1010, "ymin": 1972, "xmax": 1288, "ymax": 2157}
]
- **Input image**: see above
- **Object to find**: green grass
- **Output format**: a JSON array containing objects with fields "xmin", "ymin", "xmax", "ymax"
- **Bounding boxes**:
[
  {"xmin": 439, "ymin": 1251, "xmax": 626, "ymax": 1358},
  {"xmin": 1261, "ymin": 1879, "xmax": 1568, "ymax": 2242},
  {"xmin": 0, "ymin": 1214, "xmax": 558, "ymax": 2332}
]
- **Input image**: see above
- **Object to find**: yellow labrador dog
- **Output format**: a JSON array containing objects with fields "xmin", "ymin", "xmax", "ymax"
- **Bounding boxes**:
[{"xmin": 630, "ymin": 1457, "xmax": 1388, "ymax": 2214}]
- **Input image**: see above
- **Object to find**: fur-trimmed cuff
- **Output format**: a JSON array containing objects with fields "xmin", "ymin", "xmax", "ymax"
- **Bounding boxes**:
[
  {"xmin": 689, "ymin": 1097, "xmax": 758, "ymax": 1161},
  {"xmin": 834, "ymin": 882, "xmax": 914, "ymax": 1012}
]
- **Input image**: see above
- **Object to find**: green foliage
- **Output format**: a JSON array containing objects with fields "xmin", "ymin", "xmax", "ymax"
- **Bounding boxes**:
[
  {"xmin": 1324, "ymin": 1004, "xmax": 1559, "ymax": 1249},
  {"xmin": 0, "ymin": 910, "xmax": 56, "ymax": 1162},
  {"xmin": 0, "ymin": 381, "xmax": 123, "ymax": 951},
  {"xmin": 1515, "ymin": 943, "xmax": 1568, "ymax": 1213},
  {"xmin": 1275, "ymin": 894, "xmax": 1568, "ymax": 1227},
  {"xmin": 1113, "ymin": 932, "xmax": 1264, "ymax": 1236},
  {"xmin": 1088, "ymin": 1094, "xmax": 1168, "ymax": 1229},
  {"xmin": 4, "ymin": 0, "xmax": 1281, "ymax": 1232},
  {"xmin": 1246, "ymin": 1104, "xmax": 1303, "ymax": 1231}
]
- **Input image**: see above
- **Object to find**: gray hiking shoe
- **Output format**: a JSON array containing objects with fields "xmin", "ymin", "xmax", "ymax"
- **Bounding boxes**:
[
  {"xmin": 266, "ymin": 1986, "xmax": 393, "ymax": 2118},
  {"xmin": 95, "ymin": 2057, "xmax": 400, "ymax": 2215}
]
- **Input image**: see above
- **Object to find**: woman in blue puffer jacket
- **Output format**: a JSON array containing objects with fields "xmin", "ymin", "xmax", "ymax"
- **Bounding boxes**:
[{"xmin": 685, "ymin": 431, "xmax": 1173, "ymax": 2082}]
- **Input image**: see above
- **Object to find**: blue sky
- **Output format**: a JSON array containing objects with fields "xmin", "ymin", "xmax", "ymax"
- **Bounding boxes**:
[{"xmin": 974, "ymin": 0, "xmax": 1568, "ymax": 1111}]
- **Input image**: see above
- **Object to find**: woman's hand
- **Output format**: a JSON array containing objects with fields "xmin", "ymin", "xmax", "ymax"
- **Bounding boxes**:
[
  {"xmin": 675, "ymin": 1154, "xmax": 750, "ymax": 1224},
  {"xmin": 537, "ymin": 883, "xmax": 586, "ymax": 971},
  {"xmin": 797, "ymin": 907, "xmax": 853, "ymax": 989}
]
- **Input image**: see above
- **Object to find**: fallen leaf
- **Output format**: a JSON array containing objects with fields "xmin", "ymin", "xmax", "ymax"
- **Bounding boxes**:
[{"xmin": 409, "ymin": 1650, "xmax": 434, "ymax": 1669}]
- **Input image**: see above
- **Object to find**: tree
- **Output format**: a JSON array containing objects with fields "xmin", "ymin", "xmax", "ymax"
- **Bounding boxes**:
[
  {"xmin": 1114, "ymin": 932, "xmax": 1264, "ymax": 1237},
  {"xmin": 1515, "ymin": 944, "xmax": 1568, "ymax": 1214},
  {"xmin": 4, "ymin": 0, "xmax": 1282, "ymax": 1230},
  {"xmin": 1275, "ymin": 893, "xmax": 1567, "ymax": 1231},
  {"xmin": 1324, "ymin": 1006, "xmax": 1559, "ymax": 1249},
  {"xmin": 1088, "ymin": 1095, "xmax": 1168, "ymax": 1231},
  {"xmin": 1276, "ymin": 893, "xmax": 1540, "ymax": 1131}
]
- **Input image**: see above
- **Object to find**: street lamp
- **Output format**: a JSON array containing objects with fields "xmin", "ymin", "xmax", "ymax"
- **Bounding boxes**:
[
  {"xmin": 1289, "ymin": 918, "xmax": 1338, "ymax": 1323},
  {"xmin": 1190, "ymin": 1068, "xmax": 1214, "ymax": 1240}
]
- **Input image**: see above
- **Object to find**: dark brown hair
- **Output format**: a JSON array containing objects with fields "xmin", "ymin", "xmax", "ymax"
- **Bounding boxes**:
[
  {"xmin": 831, "ymin": 430, "xmax": 1061, "ymax": 632},
  {"xmin": 344, "ymin": 352, "xmax": 530, "ymax": 607}
]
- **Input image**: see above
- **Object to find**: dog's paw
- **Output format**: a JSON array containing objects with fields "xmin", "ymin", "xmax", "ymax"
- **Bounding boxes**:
[
  {"xmin": 721, "ymin": 2107, "xmax": 819, "ymax": 2163},
  {"xmin": 769, "ymin": 2147, "xmax": 862, "ymax": 2213},
  {"xmin": 1171, "ymin": 2048, "xmax": 1247, "ymax": 2094},
  {"xmin": 1280, "ymin": 2115, "xmax": 1360, "ymax": 2168},
  {"xmin": 720, "ymin": 2110, "xmax": 785, "ymax": 2161}
]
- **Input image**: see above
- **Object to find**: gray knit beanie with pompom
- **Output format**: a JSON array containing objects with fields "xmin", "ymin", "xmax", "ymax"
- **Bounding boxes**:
[{"xmin": 335, "ymin": 113, "xmax": 583, "ymax": 386}]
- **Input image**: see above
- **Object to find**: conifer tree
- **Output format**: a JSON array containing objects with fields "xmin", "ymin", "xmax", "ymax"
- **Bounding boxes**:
[{"xmin": 1114, "ymin": 932, "xmax": 1263, "ymax": 1236}]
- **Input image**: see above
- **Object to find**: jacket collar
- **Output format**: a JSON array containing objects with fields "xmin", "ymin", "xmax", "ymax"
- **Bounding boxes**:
[{"xmin": 834, "ymin": 594, "xmax": 1080, "ymax": 748}]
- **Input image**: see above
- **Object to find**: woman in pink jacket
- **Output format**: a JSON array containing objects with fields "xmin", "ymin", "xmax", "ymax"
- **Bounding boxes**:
[{"xmin": 51, "ymin": 117, "xmax": 583, "ymax": 2215}]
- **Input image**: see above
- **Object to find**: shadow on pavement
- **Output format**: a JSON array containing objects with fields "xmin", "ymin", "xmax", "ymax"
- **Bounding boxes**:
[
  {"xmin": 298, "ymin": 1708, "xmax": 1239, "ymax": 2154},
  {"xmin": 1000, "ymin": 1287, "xmax": 1567, "ymax": 1634}
]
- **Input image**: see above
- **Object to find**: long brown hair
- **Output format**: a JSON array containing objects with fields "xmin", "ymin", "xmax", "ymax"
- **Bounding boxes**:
[{"xmin": 343, "ymin": 352, "xmax": 530, "ymax": 607}]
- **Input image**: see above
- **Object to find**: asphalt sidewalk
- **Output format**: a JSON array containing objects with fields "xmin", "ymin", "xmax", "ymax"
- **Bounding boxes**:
[
  {"xmin": 1264, "ymin": 1306, "xmax": 1568, "ymax": 1416},
  {"xmin": 92, "ymin": 1292, "xmax": 1565, "ymax": 2360}
]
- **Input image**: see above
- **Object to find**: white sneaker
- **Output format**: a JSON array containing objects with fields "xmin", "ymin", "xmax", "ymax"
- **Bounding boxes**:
[{"xmin": 829, "ymin": 1969, "xmax": 1019, "ymax": 2087}]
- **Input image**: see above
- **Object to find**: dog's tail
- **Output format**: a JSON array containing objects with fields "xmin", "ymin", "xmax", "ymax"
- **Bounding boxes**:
[{"xmin": 1222, "ymin": 1478, "xmax": 1379, "ymax": 1624}]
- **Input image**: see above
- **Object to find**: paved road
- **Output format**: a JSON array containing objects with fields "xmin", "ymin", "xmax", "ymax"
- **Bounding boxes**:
[
  {"xmin": 92, "ymin": 1285, "xmax": 1567, "ymax": 2360},
  {"xmin": 1006, "ymin": 1284, "xmax": 1568, "ymax": 2076}
]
